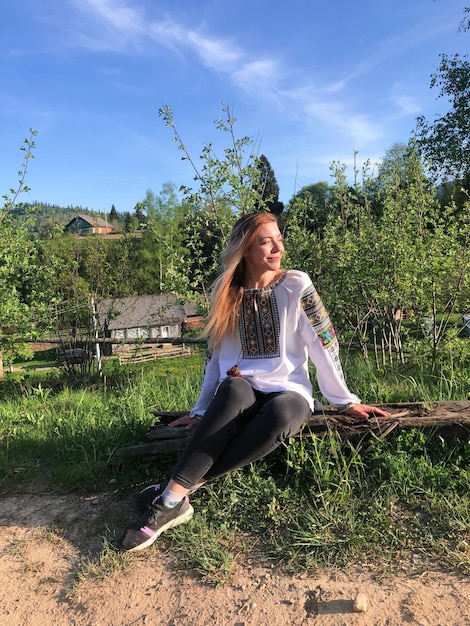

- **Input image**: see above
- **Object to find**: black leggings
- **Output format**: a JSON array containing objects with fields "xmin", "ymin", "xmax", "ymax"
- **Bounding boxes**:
[{"xmin": 171, "ymin": 376, "xmax": 311, "ymax": 489}]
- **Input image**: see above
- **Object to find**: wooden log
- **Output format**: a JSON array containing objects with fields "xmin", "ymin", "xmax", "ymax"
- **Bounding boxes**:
[
  {"xmin": 300, "ymin": 401, "xmax": 470, "ymax": 441},
  {"xmin": 115, "ymin": 438, "xmax": 190, "ymax": 456},
  {"xmin": 114, "ymin": 401, "xmax": 470, "ymax": 457}
]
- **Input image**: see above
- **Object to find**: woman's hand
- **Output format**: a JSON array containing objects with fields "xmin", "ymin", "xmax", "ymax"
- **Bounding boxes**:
[
  {"xmin": 344, "ymin": 404, "xmax": 390, "ymax": 419},
  {"xmin": 168, "ymin": 414, "xmax": 201, "ymax": 431}
]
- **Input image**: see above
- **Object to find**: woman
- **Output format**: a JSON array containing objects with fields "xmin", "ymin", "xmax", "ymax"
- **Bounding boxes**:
[{"xmin": 120, "ymin": 212, "xmax": 389, "ymax": 552}]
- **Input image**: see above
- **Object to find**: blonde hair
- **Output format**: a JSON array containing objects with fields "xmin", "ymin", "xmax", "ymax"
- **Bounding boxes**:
[{"xmin": 205, "ymin": 212, "xmax": 279, "ymax": 349}]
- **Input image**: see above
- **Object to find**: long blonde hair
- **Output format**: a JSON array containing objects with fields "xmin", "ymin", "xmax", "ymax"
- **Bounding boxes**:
[{"xmin": 205, "ymin": 212, "xmax": 279, "ymax": 349}]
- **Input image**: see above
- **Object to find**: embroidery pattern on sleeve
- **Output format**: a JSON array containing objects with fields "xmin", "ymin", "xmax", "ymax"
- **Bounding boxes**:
[
  {"xmin": 239, "ymin": 289, "xmax": 280, "ymax": 359},
  {"xmin": 300, "ymin": 285, "xmax": 343, "ymax": 376}
]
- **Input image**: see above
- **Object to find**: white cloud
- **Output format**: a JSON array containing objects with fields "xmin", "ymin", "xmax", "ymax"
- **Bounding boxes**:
[
  {"xmin": 76, "ymin": 0, "xmax": 145, "ymax": 37},
  {"xmin": 232, "ymin": 59, "xmax": 280, "ymax": 93},
  {"xmin": 70, "ymin": 0, "xmax": 246, "ymax": 73},
  {"xmin": 392, "ymin": 93, "xmax": 421, "ymax": 116},
  {"xmin": 61, "ymin": 0, "xmax": 409, "ymax": 149},
  {"xmin": 67, "ymin": 0, "xmax": 285, "ymax": 102},
  {"xmin": 389, "ymin": 79, "xmax": 425, "ymax": 118},
  {"xmin": 185, "ymin": 31, "xmax": 241, "ymax": 71},
  {"xmin": 281, "ymin": 84, "xmax": 383, "ymax": 145}
]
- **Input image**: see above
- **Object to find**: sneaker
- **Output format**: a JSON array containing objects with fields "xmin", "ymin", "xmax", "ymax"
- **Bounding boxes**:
[
  {"xmin": 135, "ymin": 482, "xmax": 205, "ymax": 513},
  {"xmin": 120, "ymin": 495, "xmax": 194, "ymax": 552}
]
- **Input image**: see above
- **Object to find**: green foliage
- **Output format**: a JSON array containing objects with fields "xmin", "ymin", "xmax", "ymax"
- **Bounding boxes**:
[
  {"xmin": 253, "ymin": 154, "xmax": 284, "ymax": 214},
  {"xmin": 415, "ymin": 8, "xmax": 470, "ymax": 182},
  {"xmin": 416, "ymin": 51, "xmax": 470, "ymax": 181},
  {"xmin": 159, "ymin": 103, "xmax": 267, "ymax": 216},
  {"xmin": 282, "ymin": 190, "xmax": 323, "ymax": 278},
  {"xmin": 0, "ymin": 355, "xmax": 205, "ymax": 489},
  {"xmin": 157, "ymin": 103, "xmax": 285, "ymax": 301},
  {"xmin": 169, "ymin": 509, "xmax": 237, "ymax": 584},
  {"xmin": 22, "ymin": 203, "xmax": 107, "ymax": 239},
  {"xmin": 180, "ymin": 207, "xmax": 235, "ymax": 305},
  {"xmin": 368, "ymin": 430, "xmax": 470, "ymax": 496},
  {"xmin": 286, "ymin": 182, "xmax": 335, "ymax": 235},
  {"xmin": 0, "ymin": 131, "xmax": 58, "ymax": 363},
  {"xmin": 68, "ymin": 539, "xmax": 134, "ymax": 595},
  {"xmin": 2, "ymin": 103, "xmax": 470, "ymax": 581},
  {"xmin": 309, "ymin": 148, "xmax": 470, "ymax": 366}
]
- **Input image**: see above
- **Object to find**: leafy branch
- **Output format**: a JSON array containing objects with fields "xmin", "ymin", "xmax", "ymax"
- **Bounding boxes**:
[
  {"xmin": 1, "ymin": 129, "xmax": 37, "ymax": 223},
  {"xmin": 158, "ymin": 103, "xmax": 265, "ymax": 215}
]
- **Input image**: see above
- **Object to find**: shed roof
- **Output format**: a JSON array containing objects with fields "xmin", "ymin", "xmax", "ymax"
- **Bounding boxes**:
[
  {"xmin": 65, "ymin": 214, "xmax": 111, "ymax": 230},
  {"xmin": 96, "ymin": 295, "xmax": 199, "ymax": 330}
]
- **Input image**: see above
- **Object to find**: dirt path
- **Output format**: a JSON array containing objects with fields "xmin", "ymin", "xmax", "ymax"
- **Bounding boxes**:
[{"xmin": 0, "ymin": 491, "xmax": 468, "ymax": 626}]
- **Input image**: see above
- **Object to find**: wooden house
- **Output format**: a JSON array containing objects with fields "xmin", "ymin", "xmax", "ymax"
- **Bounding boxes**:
[
  {"xmin": 96, "ymin": 295, "xmax": 202, "ymax": 353},
  {"xmin": 64, "ymin": 214, "xmax": 113, "ymax": 235}
]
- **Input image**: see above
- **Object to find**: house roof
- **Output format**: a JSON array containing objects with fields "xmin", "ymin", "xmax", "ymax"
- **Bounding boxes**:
[
  {"xmin": 65, "ymin": 214, "xmax": 112, "ymax": 230},
  {"xmin": 96, "ymin": 295, "xmax": 200, "ymax": 330}
]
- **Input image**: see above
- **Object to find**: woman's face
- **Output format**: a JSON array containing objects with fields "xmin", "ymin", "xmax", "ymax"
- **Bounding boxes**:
[{"xmin": 244, "ymin": 221, "xmax": 284, "ymax": 273}]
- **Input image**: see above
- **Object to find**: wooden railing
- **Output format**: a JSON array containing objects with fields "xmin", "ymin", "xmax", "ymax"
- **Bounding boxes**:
[{"xmin": 118, "ymin": 345, "xmax": 191, "ymax": 365}]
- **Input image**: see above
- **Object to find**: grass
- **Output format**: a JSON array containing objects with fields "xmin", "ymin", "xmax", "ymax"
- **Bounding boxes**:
[
  {"xmin": 0, "ymin": 344, "xmax": 469, "ymax": 583},
  {"xmin": 11, "ymin": 347, "xmax": 61, "ymax": 370},
  {"xmin": 0, "ymin": 354, "xmax": 205, "ymax": 489},
  {"xmin": 67, "ymin": 539, "xmax": 134, "ymax": 597}
]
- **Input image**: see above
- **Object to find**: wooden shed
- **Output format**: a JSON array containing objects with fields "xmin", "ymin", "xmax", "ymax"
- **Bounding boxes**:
[{"xmin": 64, "ymin": 214, "xmax": 113, "ymax": 235}]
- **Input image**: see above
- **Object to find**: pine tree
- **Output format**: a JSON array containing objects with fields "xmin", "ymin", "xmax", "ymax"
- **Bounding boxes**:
[
  {"xmin": 255, "ymin": 155, "xmax": 284, "ymax": 214},
  {"xmin": 133, "ymin": 202, "xmax": 146, "ymax": 226},
  {"xmin": 109, "ymin": 204, "xmax": 119, "ymax": 222}
]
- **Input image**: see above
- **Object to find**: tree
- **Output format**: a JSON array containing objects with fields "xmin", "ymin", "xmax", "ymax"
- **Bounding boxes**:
[
  {"xmin": 133, "ymin": 202, "xmax": 146, "ymax": 226},
  {"xmin": 159, "ymin": 103, "xmax": 266, "ymax": 217},
  {"xmin": 416, "ymin": 53, "xmax": 470, "ymax": 182},
  {"xmin": 254, "ymin": 155, "xmax": 284, "ymax": 214},
  {"xmin": 282, "ymin": 192, "xmax": 322, "ymax": 280},
  {"xmin": 122, "ymin": 211, "xmax": 136, "ymax": 233},
  {"xmin": 130, "ymin": 185, "xmax": 189, "ymax": 295},
  {"xmin": 377, "ymin": 143, "xmax": 420, "ymax": 188},
  {"xmin": 415, "ymin": 8, "xmax": 470, "ymax": 183},
  {"xmin": 286, "ymin": 182, "xmax": 334, "ymax": 235},
  {"xmin": 109, "ymin": 204, "xmax": 120, "ymax": 224},
  {"xmin": 157, "ymin": 103, "xmax": 269, "ymax": 304},
  {"xmin": 0, "ymin": 131, "xmax": 57, "ymax": 372},
  {"xmin": 317, "ymin": 150, "xmax": 469, "ymax": 366},
  {"xmin": 180, "ymin": 205, "xmax": 234, "ymax": 304}
]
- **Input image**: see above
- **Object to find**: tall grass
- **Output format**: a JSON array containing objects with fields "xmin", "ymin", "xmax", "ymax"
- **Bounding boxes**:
[
  {"xmin": 0, "ymin": 355, "xmax": 204, "ymax": 489},
  {"xmin": 0, "ymin": 348, "xmax": 469, "ymax": 580}
]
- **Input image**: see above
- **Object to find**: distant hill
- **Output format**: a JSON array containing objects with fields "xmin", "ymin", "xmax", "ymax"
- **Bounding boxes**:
[{"xmin": 14, "ymin": 202, "xmax": 122, "ymax": 238}]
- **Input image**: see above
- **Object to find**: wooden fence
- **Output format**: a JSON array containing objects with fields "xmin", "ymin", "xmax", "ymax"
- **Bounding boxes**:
[{"xmin": 118, "ymin": 345, "xmax": 191, "ymax": 365}]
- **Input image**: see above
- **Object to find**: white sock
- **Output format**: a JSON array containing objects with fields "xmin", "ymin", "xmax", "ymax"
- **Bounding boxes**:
[{"xmin": 161, "ymin": 487, "xmax": 185, "ymax": 508}]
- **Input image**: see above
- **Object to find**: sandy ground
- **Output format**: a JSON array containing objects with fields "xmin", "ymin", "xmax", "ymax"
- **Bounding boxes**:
[{"xmin": 0, "ymin": 490, "xmax": 469, "ymax": 626}]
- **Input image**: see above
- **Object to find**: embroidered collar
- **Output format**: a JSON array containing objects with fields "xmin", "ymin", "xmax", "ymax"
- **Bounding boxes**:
[{"xmin": 243, "ymin": 270, "xmax": 287, "ymax": 294}]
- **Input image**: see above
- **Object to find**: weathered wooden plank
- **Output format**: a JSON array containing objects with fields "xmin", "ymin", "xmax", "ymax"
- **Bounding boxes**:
[
  {"xmin": 115, "ymin": 401, "xmax": 470, "ymax": 457},
  {"xmin": 115, "ymin": 439, "xmax": 189, "ymax": 456},
  {"xmin": 299, "ymin": 401, "xmax": 470, "ymax": 440}
]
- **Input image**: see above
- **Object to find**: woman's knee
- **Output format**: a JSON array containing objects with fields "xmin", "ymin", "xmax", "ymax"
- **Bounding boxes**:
[
  {"xmin": 265, "ymin": 393, "xmax": 310, "ymax": 437},
  {"xmin": 216, "ymin": 376, "xmax": 255, "ymax": 404}
]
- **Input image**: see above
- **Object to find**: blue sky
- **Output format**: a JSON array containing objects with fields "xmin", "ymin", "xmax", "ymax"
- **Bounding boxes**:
[{"xmin": 1, "ymin": 0, "xmax": 468, "ymax": 214}]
